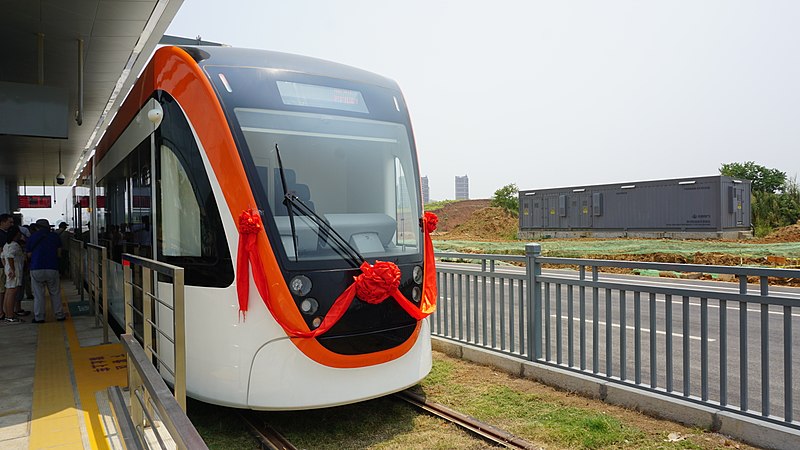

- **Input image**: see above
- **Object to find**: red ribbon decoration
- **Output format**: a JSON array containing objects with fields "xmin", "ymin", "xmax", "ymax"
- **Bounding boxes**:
[
  {"xmin": 236, "ymin": 209, "xmax": 439, "ymax": 337},
  {"xmin": 236, "ymin": 209, "xmax": 269, "ymax": 320},
  {"xmin": 419, "ymin": 211, "xmax": 439, "ymax": 316}
]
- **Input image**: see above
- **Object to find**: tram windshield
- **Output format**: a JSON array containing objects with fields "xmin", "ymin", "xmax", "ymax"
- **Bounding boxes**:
[{"xmin": 235, "ymin": 108, "xmax": 422, "ymax": 264}]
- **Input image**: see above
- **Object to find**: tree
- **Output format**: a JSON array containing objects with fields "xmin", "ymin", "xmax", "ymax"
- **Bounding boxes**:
[
  {"xmin": 720, "ymin": 162, "xmax": 800, "ymax": 236},
  {"xmin": 491, "ymin": 183, "xmax": 519, "ymax": 215},
  {"xmin": 719, "ymin": 161, "xmax": 786, "ymax": 193}
]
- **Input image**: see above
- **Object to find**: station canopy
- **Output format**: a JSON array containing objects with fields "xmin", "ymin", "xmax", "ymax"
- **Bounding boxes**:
[{"xmin": 0, "ymin": 0, "xmax": 184, "ymax": 190}]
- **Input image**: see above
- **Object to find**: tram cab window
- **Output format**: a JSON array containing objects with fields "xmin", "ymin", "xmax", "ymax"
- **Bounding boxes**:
[{"xmin": 235, "ymin": 108, "xmax": 422, "ymax": 264}]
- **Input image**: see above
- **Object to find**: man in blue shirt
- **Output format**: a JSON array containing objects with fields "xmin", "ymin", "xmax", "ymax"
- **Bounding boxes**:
[{"xmin": 26, "ymin": 218, "xmax": 66, "ymax": 322}]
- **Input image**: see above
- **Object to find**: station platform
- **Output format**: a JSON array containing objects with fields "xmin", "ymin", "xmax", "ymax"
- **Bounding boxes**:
[{"xmin": 0, "ymin": 282, "xmax": 128, "ymax": 449}]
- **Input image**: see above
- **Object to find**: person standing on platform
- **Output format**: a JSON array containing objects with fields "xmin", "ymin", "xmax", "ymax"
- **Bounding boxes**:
[
  {"xmin": 0, "ymin": 213, "xmax": 14, "ymax": 319},
  {"xmin": 57, "ymin": 222, "xmax": 70, "ymax": 276},
  {"xmin": 2, "ymin": 226, "xmax": 25, "ymax": 323},
  {"xmin": 12, "ymin": 217, "xmax": 31, "ymax": 315},
  {"xmin": 26, "ymin": 218, "xmax": 66, "ymax": 323}
]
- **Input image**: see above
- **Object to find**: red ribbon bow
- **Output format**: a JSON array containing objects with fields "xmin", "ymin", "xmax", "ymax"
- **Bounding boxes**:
[{"xmin": 354, "ymin": 261, "xmax": 401, "ymax": 304}]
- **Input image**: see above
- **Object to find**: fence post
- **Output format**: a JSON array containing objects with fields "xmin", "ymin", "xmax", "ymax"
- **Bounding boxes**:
[
  {"xmin": 80, "ymin": 242, "xmax": 85, "ymax": 302},
  {"xmin": 526, "ymin": 243, "xmax": 542, "ymax": 360},
  {"xmin": 101, "ymin": 246, "xmax": 109, "ymax": 344}
]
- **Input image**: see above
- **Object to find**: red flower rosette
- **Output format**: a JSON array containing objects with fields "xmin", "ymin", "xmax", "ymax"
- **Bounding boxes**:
[
  {"xmin": 354, "ymin": 261, "xmax": 400, "ymax": 304},
  {"xmin": 239, "ymin": 209, "xmax": 263, "ymax": 234},
  {"xmin": 422, "ymin": 211, "xmax": 438, "ymax": 233}
]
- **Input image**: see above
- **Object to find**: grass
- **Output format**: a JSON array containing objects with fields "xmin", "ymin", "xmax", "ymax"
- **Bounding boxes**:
[
  {"xmin": 190, "ymin": 353, "xmax": 754, "ymax": 449},
  {"xmin": 417, "ymin": 354, "xmax": 738, "ymax": 450},
  {"xmin": 419, "ymin": 361, "xmax": 650, "ymax": 449},
  {"xmin": 188, "ymin": 400, "xmax": 258, "ymax": 449},
  {"xmin": 434, "ymin": 238, "xmax": 800, "ymax": 259},
  {"xmin": 424, "ymin": 199, "xmax": 462, "ymax": 211}
]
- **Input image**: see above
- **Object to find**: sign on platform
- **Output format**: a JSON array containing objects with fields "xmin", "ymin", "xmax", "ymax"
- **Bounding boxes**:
[{"xmin": 18, "ymin": 195, "xmax": 52, "ymax": 208}]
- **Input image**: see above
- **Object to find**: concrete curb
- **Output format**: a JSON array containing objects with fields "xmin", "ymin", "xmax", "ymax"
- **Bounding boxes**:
[{"xmin": 431, "ymin": 337, "xmax": 800, "ymax": 450}]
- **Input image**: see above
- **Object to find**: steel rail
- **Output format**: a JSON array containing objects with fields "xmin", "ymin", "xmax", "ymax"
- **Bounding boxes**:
[
  {"xmin": 395, "ymin": 390, "xmax": 538, "ymax": 449},
  {"xmin": 239, "ymin": 412, "xmax": 298, "ymax": 450}
]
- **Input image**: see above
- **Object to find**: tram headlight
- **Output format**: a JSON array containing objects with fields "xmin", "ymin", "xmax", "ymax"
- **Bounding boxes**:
[
  {"xmin": 300, "ymin": 298, "xmax": 319, "ymax": 315},
  {"xmin": 311, "ymin": 316, "xmax": 323, "ymax": 328},
  {"xmin": 412, "ymin": 286, "xmax": 422, "ymax": 302},
  {"xmin": 289, "ymin": 275, "xmax": 312, "ymax": 296},
  {"xmin": 412, "ymin": 265, "xmax": 423, "ymax": 284}
]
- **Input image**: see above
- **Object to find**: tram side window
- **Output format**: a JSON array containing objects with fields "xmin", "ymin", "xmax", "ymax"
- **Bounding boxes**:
[
  {"xmin": 155, "ymin": 94, "xmax": 234, "ymax": 288},
  {"xmin": 98, "ymin": 139, "xmax": 153, "ymax": 262},
  {"xmin": 159, "ymin": 145, "xmax": 201, "ymax": 256}
]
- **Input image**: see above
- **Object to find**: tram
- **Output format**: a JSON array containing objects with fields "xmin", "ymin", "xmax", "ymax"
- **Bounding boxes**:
[{"xmin": 85, "ymin": 45, "xmax": 437, "ymax": 409}]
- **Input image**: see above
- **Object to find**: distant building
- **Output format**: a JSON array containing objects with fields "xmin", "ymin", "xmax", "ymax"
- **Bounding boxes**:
[
  {"xmin": 421, "ymin": 176, "xmax": 430, "ymax": 204},
  {"xmin": 455, "ymin": 175, "xmax": 469, "ymax": 200}
]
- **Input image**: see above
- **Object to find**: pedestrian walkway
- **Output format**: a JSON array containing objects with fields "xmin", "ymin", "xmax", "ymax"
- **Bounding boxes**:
[{"xmin": 0, "ymin": 283, "xmax": 127, "ymax": 449}]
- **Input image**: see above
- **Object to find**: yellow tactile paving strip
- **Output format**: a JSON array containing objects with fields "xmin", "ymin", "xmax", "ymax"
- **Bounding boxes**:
[
  {"xmin": 29, "ymin": 322, "xmax": 84, "ymax": 449},
  {"xmin": 66, "ymin": 321, "xmax": 127, "ymax": 450},
  {"xmin": 29, "ymin": 289, "xmax": 128, "ymax": 450}
]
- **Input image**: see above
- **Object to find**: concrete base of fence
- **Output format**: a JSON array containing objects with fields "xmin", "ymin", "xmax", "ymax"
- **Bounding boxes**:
[
  {"xmin": 717, "ymin": 411, "xmax": 800, "ymax": 450},
  {"xmin": 522, "ymin": 362, "xmax": 605, "ymax": 400},
  {"xmin": 431, "ymin": 337, "xmax": 800, "ymax": 450},
  {"xmin": 603, "ymin": 383, "xmax": 718, "ymax": 430}
]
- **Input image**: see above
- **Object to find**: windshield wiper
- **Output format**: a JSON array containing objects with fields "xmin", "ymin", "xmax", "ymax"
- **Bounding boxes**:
[
  {"xmin": 275, "ymin": 144, "xmax": 299, "ymax": 261},
  {"xmin": 274, "ymin": 144, "xmax": 366, "ymax": 268}
]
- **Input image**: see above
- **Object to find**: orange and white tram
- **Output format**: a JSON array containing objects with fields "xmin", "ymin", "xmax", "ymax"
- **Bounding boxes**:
[{"xmin": 86, "ymin": 45, "xmax": 437, "ymax": 409}]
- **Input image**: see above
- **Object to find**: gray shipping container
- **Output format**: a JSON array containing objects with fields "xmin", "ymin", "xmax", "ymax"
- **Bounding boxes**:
[{"xmin": 518, "ymin": 175, "xmax": 751, "ymax": 238}]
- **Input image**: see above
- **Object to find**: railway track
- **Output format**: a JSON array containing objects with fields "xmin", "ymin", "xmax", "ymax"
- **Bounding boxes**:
[
  {"xmin": 395, "ymin": 390, "xmax": 538, "ymax": 449},
  {"xmin": 240, "ymin": 390, "xmax": 538, "ymax": 449},
  {"xmin": 240, "ymin": 411, "xmax": 298, "ymax": 450}
]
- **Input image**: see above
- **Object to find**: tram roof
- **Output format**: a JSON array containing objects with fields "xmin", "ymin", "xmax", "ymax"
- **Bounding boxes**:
[
  {"xmin": 0, "ymin": 0, "xmax": 184, "ymax": 189},
  {"xmin": 188, "ymin": 46, "xmax": 401, "ymax": 91}
]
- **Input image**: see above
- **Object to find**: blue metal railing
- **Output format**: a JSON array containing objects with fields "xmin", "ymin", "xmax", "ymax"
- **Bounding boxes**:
[{"xmin": 432, "ymin": 244, "xmax": 800, "ymax": 430}]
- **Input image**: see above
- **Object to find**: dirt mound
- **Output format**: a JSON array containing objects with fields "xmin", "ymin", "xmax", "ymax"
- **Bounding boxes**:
[
  {"xmin": 429, "ymin": 199, "xmax": 491, "ymax": 233},
  {"xmin": 440, "ymin": 207, "xmax": 519, "ymax": 241},
  {"xmin": 595, "ymin": 252, "xmax": 767, "ymax": 266},
  {"xmin": 755, "ymin": 223, "xmax": 800, "ymax": 243}
]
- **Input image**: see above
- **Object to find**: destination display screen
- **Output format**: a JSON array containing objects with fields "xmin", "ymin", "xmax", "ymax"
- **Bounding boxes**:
[{"xmin": 277, "ymin": 81, "xmax": 369, "ymax": 113}]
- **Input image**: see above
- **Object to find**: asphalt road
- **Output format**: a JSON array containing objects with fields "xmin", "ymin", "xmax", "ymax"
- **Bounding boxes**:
[{"xmin": 434, "ymin": 262, "xmax": 800, "ymax": 421}]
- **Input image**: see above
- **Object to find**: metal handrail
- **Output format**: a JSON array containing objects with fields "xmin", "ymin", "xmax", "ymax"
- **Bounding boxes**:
[
  {"xmin": 69, "ymin": 238, "xmax": 84, "ymax": 301},
  {"xmin": 431, "ymin": 243, "xmax": 800, "ymax": 431},
  {"xmin": 121, "ymin": 334, "xmax": 207, "ymax": 450},
  {"xmin": 122, "ymin": 252, "xmax": 187, "ymax": 411},
  {"xmin": 85, "ymin": 242, "xmax": 110, "ymax": 344}
]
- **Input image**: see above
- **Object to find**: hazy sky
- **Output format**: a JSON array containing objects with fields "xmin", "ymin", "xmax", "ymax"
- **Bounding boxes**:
[{"xmin": 166, "ymin": 1, "xmax": 800, "ymax": 201}]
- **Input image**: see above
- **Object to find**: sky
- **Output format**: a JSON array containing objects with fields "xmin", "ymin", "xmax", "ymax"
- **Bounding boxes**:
[{"xmin": 166, "ymin": 0, "xmax": 800, "ymax": 201}]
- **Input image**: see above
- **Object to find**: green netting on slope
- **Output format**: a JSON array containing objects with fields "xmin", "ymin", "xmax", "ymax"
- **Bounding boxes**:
[{"xmin": 433, "ymin": 239, "xmax": 800, "ymax": 258}]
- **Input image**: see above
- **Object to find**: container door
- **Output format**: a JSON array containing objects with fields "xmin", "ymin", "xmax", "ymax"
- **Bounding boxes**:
[
  {"xmin": 568, "ymin": 194, "xmax": 591, "ymax": 228},
  {"xmin": 544, "ymin": 197, "xmax": 559, "ymax": 228},
  {"xmin": 735, "ymin": 187, "xmax": 745, "ymax": 225},
  {"xmin": 531, "ymin": 197, "xmax": 543, "ymax": 228},
  {"xmin": 521, "ymin": 197, "xmax": 532, "ymax": 228},
  {"xmin": 579, "ymin": 194, "xmax": 591, "ymax": 227}
]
